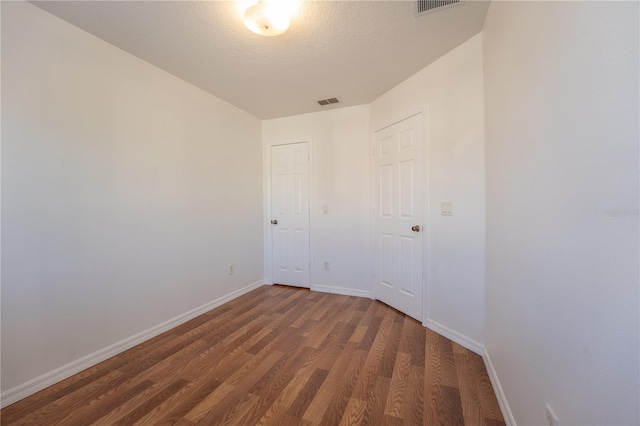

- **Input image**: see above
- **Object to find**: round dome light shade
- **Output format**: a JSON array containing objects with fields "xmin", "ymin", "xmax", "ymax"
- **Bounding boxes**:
[{"xmin": 243, "ymin": 1, "xmax": 290, "ymax": 37}]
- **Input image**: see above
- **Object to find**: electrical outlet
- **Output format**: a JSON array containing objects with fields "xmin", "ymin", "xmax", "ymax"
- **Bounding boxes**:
[
  {"xmin": 323, "ymin": 261, "xmax": 330, "ymax": 270},
  {"xmin": 229, "ymin": 264, "xmax": 234, "ymax": 275},
  {"xmin": 323, "ymin": 204, "xmax": 329, "ymax": 214},
  {"xmin": 546, "ymin": 404, "xmax": 559, "ymax": 426}
]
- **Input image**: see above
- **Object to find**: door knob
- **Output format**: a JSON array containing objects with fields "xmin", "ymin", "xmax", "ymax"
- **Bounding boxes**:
[
  {"xmin": 271, "ymin": 220, "xmax": 278, "ymax": 225},
  {"xmin": 411, "ymin": 225, "xmax": 421, "ymax": 232}
]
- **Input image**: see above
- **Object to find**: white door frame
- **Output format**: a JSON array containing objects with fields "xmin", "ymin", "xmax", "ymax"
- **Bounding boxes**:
[
  {"xmin": 370, "ymin": 106, "xmax": 429, "ymax": 326},
  {"xmin": 263, "ymin": 138, "xmax": 314, "ymax": 289}
]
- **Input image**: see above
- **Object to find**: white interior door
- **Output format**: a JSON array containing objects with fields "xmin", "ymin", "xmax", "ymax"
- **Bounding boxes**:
[
  {"xmin": 270, "ymin": 142, "xmax": 310, "ymax": 288},
  {"xmin": 374, "ymin": 114, "xmax": 424, "ymax": 321}
]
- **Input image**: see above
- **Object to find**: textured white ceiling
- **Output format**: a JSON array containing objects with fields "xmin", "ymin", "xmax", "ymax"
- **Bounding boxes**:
[{"xmin": 32, "ymin": 1, "xmax": 490, "ymax": 119}]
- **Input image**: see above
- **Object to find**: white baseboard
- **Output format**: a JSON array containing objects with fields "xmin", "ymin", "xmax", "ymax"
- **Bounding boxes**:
[
  {"xmin": 424, "ymin": 319, "xmax": 484, "ymax": 355},
  {"xmin": 424, "ymin": 319, "xmax": 515, "ymax": 425},
  {"xmin": 312, "ymin": 285, "xmax": 371, "ymax": 299},
  {"xmin": 483, "ymin": 348, "xmax": 516, "ymax": 426},
  {"xmin": 0, "ymin": 279, "xmax": 264, "ymax": 409}
]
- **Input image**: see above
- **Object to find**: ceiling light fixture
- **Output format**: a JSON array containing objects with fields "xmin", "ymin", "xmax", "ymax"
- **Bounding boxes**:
[{"xmin": 242, "ymin": 0, "xmax": 297, "ymax": 37}]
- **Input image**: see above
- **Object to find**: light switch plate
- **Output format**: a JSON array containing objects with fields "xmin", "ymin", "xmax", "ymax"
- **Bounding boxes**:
[{"xmin": 441, "ymin": 202, "xmax": 453, "ymax": 216}]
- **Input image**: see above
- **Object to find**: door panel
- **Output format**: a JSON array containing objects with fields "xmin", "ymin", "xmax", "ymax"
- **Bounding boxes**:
[
  {"xmin": 374, "ymin": 114, "xmax": 424, "ymax": 321},
  {"xmin": 399, "ymin": 235, "xmax": 415, "ymax": 295},
  {"xmin": 399, "ymin": 159, "xmax": 414, "ymax": 217},
  {"xmin": 270, "ymin": 143, "xmax": 310, "ymax": 288},
  {"xmin": 381, "ymin": 233, "xmax": 394, "ymax": 287}
]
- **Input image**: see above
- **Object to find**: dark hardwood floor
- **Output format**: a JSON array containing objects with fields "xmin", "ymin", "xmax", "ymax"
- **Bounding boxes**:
[{"xmin": 1, "ymin": 285, "xmax": 505, "ymax": 425}]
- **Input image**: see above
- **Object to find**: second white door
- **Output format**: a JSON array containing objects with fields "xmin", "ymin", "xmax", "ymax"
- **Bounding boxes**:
[
  {"xmin": 270, "ymin": 142, "xmax": 310, "ymax": 288},
  {"xmin": 374, "ymin": 114, "xmax": 424, "ymax": 321}
]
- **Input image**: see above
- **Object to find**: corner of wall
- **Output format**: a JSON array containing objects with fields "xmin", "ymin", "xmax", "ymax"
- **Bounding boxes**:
[
  {"xmin": 483, "ymin": 346, "xmax": 516, "ymax": 426},
  {"xmin": 425, "ymin": 319, "xmax": 484, "ymax": 356}
]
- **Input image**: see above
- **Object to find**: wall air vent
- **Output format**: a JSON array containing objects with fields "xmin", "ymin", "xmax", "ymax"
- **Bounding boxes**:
[
  {"xmin": 416, "ymin": 0, "xmax": 463, "ymax": 15},
  {"xmin": 317, "ymin": 97, "xmax": 340, "ymax": 106}
]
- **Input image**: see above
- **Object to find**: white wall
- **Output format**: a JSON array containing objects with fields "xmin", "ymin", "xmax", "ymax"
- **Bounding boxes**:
[
  {"xmin": 370, "ymin": 34, "xmax": 486, "ymax": 350},
  {"xmin": 262, "ymin": 106, "xmax": 371, "ymax": 297},
  {"xmin": 483, "ymin": 1, "xmax": 639, "ymax": 425},
  {"xmin": 1, "ymin": 1, "xmax": 263, "ymax": 397}
]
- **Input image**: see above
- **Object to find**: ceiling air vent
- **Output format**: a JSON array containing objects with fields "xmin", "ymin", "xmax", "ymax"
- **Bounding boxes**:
[
  {"xmin": 416, "ymin": 0, "xmax": 463, "ymax": 15},
  {"xmin": 317, "ymin": 97, "xmax": 340, "ymax": 106}
]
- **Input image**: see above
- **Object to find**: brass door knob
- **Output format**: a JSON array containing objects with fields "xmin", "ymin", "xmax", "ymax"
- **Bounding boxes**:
[
  {"xmin": 411, "ymin": 225, "xmax": 421, "ymax": 232},
  {"xmin": 271, "ymin": 220, "xmax": 278, "ymax": 225}
]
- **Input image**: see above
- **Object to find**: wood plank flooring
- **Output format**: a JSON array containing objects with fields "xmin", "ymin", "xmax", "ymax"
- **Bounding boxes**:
[{"xmin": 1, "ymin": 285, "xmax": 505, "ymax": 425}]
